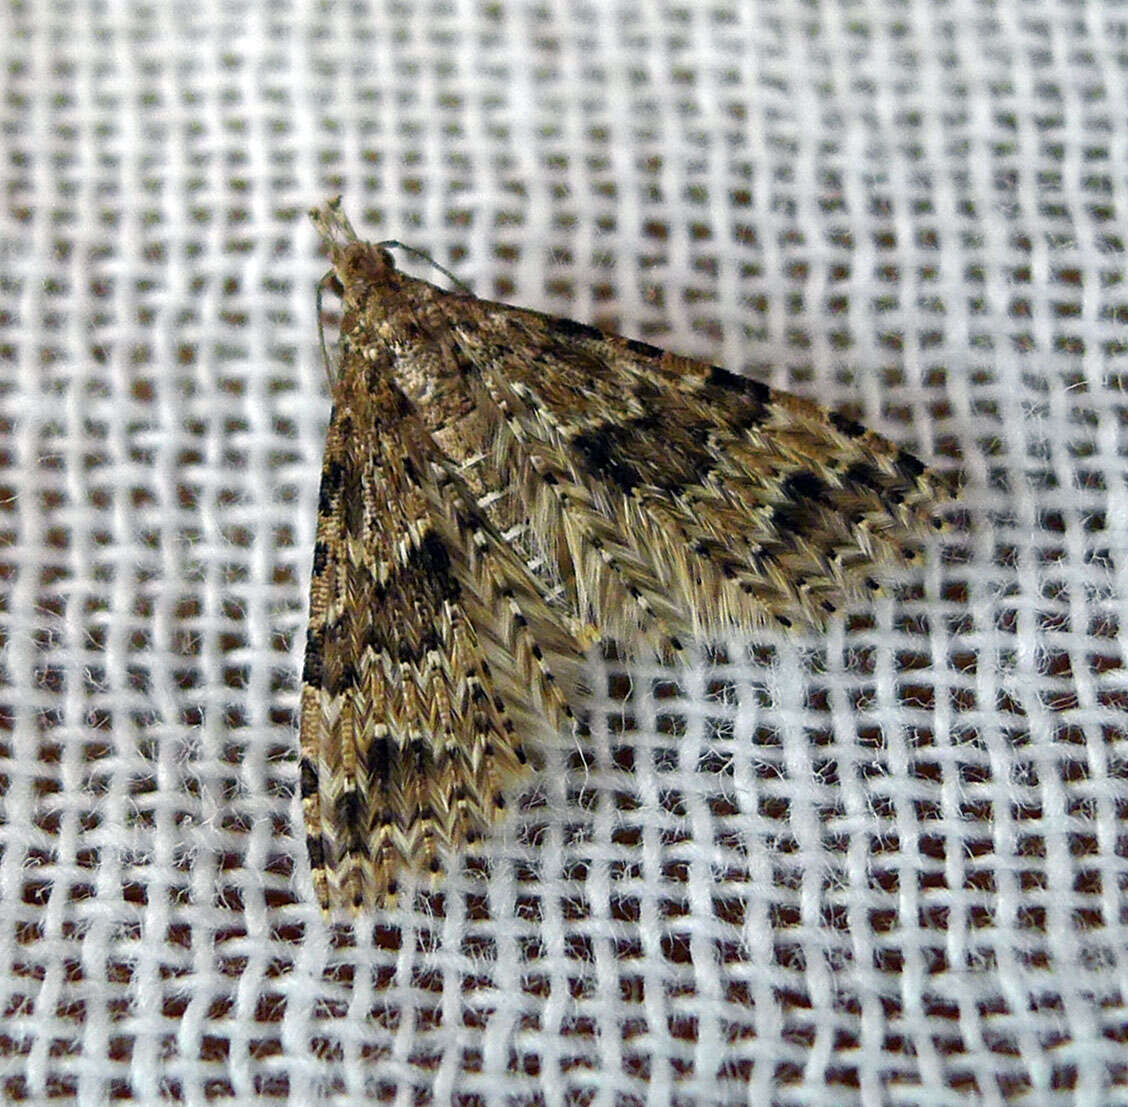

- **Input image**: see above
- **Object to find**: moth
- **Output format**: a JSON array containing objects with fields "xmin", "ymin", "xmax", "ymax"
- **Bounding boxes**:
[{"xmin": 301, "ymin": 198, "xmax": 955, "ymax": 912}]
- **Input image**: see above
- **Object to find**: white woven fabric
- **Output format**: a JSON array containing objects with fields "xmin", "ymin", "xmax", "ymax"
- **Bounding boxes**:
[{"xmin": 2, "ymin": 1, "xmax": 1125, "ymax": 1104}]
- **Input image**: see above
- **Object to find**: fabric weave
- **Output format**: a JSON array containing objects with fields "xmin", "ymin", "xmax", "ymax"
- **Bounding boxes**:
[{"xmin": 1, "ymin": 2, "xmax": 1125, "ymax": 1103}]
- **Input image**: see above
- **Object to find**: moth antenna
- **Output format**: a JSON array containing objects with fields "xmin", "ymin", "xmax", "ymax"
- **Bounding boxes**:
[
  {"xmin": 377, "ymin": 239, "xmax": 475, "ymax": 296},
  {"xmin": 314, "ymin": 270, "xmax": 340, "ymax": 387}
]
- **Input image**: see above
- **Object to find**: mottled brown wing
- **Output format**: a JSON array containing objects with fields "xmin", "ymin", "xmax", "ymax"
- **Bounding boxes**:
[
  {"xmin": 299, "ymin": 340, "xmax": 585, "ymax": 912},
  {"xmin": 305, "ymin": 198, "xmax": 958, "ymax": 912},
  {"xmin": 421, "ymin": 294, "xmax": 957, "ymax": 642}
]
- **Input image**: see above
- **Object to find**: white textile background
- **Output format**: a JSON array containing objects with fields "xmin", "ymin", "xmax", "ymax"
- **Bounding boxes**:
[{"xmin": 1, "ymin": 1, "xmax": 1126, "ymax": 1104}]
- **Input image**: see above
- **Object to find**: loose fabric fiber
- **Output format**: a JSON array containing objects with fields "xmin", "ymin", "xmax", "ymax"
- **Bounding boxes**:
[{"xmin": 1, "ymin": 2, "xmax": 1125, "ymax": 1104}]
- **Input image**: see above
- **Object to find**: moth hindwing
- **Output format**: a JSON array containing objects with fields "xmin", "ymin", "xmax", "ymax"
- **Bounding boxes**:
[{"xmin": 301, "ymin": 198, "xmax": 955, "ymax": 912}]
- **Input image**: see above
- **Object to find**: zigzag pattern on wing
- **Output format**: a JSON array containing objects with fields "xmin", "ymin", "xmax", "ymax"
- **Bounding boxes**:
[
  {"xmin": 299, "ymin": 340, "xmax": 584, "ymax": 912},
  {"xmin": 427, "ymin": 298, "xmax": 956, "ymax": 639},
  {"xmin": 303, "ymin": 198, "xmax": 958, "ymax": 913}
]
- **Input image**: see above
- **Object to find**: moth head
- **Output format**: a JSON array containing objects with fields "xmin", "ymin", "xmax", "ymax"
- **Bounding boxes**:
[{"xmin": 333, "ymin": 241, "xmax": 399, "ymax": 292}]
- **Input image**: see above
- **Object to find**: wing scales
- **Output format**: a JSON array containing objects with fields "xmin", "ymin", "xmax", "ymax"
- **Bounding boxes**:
[{"xmin": 302, "ymin": 200, "xmax": 957, "ymax": 910}]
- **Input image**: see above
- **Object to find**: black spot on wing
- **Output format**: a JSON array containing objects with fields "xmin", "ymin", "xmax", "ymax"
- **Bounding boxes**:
[
  {"xmin": 704, "ymin": 366, "xmax": 771, "ymax": 429},
  {"xmin": 706, "ymin": 365, "xmax": 772, "ymax": 404},
  {"xmin": 895, "ymin": 450, "xmax": 927, "ymax": 480},
  {"xmin": 572, "ymin": 424, "xmax": 641, "ymax": 491},
  {"xmin": 299, "ymin": 757, "xmax": 318, "ymax": 799},
  {"xmin": 555, "ymin": 317, "xmax": 605, "ymax": 342},
  {"xmin": 318, "ymin": 458, "xmax": 346, "ymax": 514},
  {"xmin": 844, "ymin": 459, "xmax": 909, "ymax": 509},
  {"xmin": 416, "ymin": 530, "xmax": 451, "ymax": 573},
  {"xmin": 771, "ymin": 502, "xmax": 807, "ymax": 537},
  {"xmin": 771, "ymin": 470, "xmax": 830, "ymax": 539},
  {"xmin": 572, "ymin": 406, "xmax": 720, "ymax": 495},
  {"xmin": 409, "ymin": 530, "xmax": 462, "ymax": 603},
  {"xmin": 365, "ymin": 735, "xmax": 393, "ymax": 784},
  {"xmin": 306, "ymin": 834, "xmax": 326, "ymax": 869},
  {"xmin": 845, "ymin": 461, "xmax": 884, "ymax": 493},
  {"xmin": 732, "ymin": 402, "xmax": 770, "ymax": 431},
  {"xmin": 336, "ymin": 791, "xmax": 367, "ymax": 852},
  {"xmin": 829, "ymin": 411, "xmax": 866, "ymax": 438},
  {"xmin": 353, "ymin": 528, "xmax": 464, "ymax": 666},
  {"xmin": 328, "ymin": 660, "xmax": 359, "ymax": 696},
  {"xmin": 311, "ymin": 540, "xmax": 329, "ymax": 575},
  {"xmin": 302, "ymin": 627, "xmax": 325, "ymax": 688},
  {"xmin": 779, "ymin": 469, "xmax": 830, "ymax": 506},
  {"xmin": 624, "ymin": 337, "xmax": 665, "ymax": 358}
]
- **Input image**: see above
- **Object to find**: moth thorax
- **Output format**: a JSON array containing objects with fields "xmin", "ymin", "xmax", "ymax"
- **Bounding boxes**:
[{"xmin": 396, "ymin": 352, "xmax": 479, "ymax": 449}]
